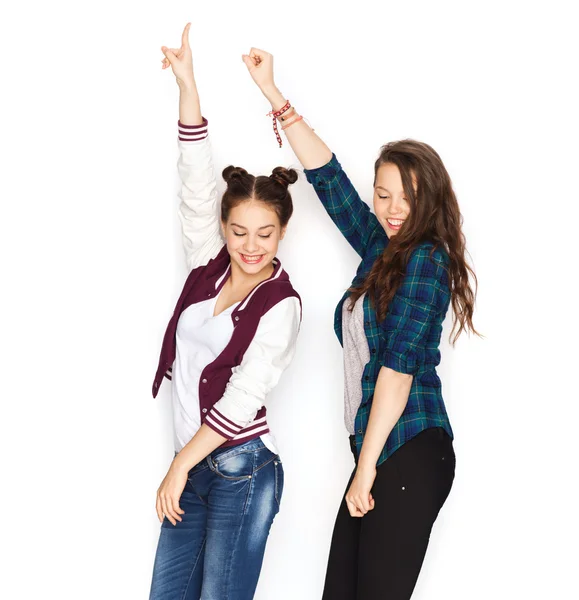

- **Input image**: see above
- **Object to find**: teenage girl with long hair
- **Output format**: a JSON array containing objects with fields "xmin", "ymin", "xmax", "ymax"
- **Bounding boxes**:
[{"xmin": 243, "ymin": 48, "xmax": 477, "ymax": 599}]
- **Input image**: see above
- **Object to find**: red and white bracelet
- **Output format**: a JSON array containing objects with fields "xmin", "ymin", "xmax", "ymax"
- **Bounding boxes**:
[{"xmin": 266, "ymin": 100, "xmax": 292, "ymax": 147}]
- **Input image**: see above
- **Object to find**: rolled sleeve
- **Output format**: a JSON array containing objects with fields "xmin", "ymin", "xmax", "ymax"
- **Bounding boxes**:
[
  {"xmin": 304, "ymin": 154, "xmax": 343, "ymax": 189},
  {"xmin": 206, "ymin": 297, "xmax": 301, "ymax": 438},
  {"xmin": 380, "ymin": 246, "xmax": 449, "ymax": 375}
]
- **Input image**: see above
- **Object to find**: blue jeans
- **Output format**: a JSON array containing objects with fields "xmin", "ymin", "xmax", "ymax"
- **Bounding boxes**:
[{"xmin": 149, "ymin": 438, "xmax": 284, "ymax": 600}]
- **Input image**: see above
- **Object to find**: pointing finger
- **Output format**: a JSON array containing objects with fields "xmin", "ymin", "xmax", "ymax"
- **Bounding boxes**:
[{"xmin": 181, "ymin": 22, "xmax": 191, "ymax": 49}]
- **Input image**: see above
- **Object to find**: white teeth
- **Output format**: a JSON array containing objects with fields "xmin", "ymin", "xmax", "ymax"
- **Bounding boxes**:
[{"xmin": 387, "ymin": 219, "xmax": 404, "ymax": 226}]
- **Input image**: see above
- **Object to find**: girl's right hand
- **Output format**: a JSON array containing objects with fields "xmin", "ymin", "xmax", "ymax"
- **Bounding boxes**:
[
  {"xmin": 242, "ymin": 48, "xmax": 276, "ymax": 94},
  {"xmin": 161, "ymin": 23, "xmax": 195, "ymax": 90}
]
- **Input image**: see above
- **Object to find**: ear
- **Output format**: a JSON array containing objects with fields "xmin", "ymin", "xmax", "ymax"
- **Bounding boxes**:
[
  {"xmin": 220, "ymin": 220, "xmax": 227, "ymax": 238},
  {"xmin": 280, "ymin": 226, "xmax": 287, "ymax": 240}
]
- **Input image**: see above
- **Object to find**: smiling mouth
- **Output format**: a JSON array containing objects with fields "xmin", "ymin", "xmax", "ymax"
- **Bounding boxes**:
[
  {"xmin": 386, "ymin": 218, "xmax": 405, "ymax": 230},
  {"xmin": 240, "ymin": 253, "xmax": 265, "ymax": 264}
]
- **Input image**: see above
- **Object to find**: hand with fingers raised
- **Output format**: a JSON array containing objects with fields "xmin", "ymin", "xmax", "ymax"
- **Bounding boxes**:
[{"xmin": 161, "ymin": 23, "xmax": 195, "ymax": 90}]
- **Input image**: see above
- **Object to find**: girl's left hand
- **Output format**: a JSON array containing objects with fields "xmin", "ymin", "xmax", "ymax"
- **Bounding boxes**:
[
  {"xmin": 156, "ymin": 461, "xmax": 188, "ymax": 526},
  {"xmin": 345, "ymin": 465, "xmax": 376, "ymax": 517},
  {"xmin": 242, "ymin": 48, "xmax": 276, "ymax": 93}
]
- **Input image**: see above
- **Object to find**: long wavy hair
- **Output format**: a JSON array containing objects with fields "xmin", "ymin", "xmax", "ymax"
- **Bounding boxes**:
[{"xmin": 348, "ymin": 140, "xmax": 478, "ymax": 343}]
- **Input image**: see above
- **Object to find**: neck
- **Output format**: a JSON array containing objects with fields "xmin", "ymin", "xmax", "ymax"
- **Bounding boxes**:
[{"xmin": 229, "ymin": 260, "xmax": 275, "ymax": 289}]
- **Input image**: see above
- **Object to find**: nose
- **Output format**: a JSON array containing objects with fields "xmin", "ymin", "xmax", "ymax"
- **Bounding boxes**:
[
  {"xmin": 243, "ymin": 235, "xmax": 259, "ymax": 253},
  {"xmin": 389, "ymin": 196, "xmax": 405, "ymax": 215}
]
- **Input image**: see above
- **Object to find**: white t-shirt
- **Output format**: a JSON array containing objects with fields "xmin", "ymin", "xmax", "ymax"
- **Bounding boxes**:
[{"xmin": 172, "ymin": 292, "xmax": 300, "ymax": 453}]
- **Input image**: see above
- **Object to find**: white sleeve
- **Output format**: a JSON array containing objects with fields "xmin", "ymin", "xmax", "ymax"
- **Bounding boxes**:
[
  {"xmin": 205, "ymin": 296, "xmax": 301, "ymax": 439},
  {"xmin": 176, "ymin": 120, "xmax": 224, "ymax": 271}
]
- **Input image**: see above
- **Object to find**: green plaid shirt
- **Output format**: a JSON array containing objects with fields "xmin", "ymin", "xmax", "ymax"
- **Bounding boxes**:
[{"xmin": 305, "ymin": 154, "xmax": 454, "ymax": 466}]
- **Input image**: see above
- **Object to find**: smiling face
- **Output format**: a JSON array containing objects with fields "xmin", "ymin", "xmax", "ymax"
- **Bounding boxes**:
[
  {"xmin": 221, "ymin": 199, "xmax": 286, "ymax": 277},
  {"xmin": 373, "ymin": 162, "xmax": 413, "ymax": 238}
]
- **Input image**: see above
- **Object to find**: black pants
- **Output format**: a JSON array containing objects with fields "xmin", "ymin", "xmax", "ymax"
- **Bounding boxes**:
[{"xmin": 322, "ymin": 427, "xmax": 455, "ymax": 600}]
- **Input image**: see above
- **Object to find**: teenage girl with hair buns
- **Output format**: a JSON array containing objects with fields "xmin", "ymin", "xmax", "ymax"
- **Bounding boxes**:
[{"xmin": 149, "ymin": 25, "xmax": 301, "ymax": 600}]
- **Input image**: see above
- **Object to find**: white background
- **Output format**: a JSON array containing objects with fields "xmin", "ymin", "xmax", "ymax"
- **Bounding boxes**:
[{"xmin": 1, "ymin": 1, "xmax": 578, "ymax": 598}]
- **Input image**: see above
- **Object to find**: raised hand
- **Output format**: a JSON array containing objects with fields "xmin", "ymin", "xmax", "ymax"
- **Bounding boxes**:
[
  {"xmin": 161, "ymin": 23, "xmax": 195, "ymax": 90},
  {"xmin": 242, "ymin": 48, "xmax": 276, "ymax": 94}
]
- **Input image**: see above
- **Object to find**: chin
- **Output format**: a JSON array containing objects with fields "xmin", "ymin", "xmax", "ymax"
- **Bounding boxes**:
[{"xmin": 240, "ymin": 262, "xmax": 268, "ymax": 274}]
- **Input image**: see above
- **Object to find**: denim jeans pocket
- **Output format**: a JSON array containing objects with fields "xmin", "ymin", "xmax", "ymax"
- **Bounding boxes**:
[
  {"xmin": 211, "ymin": 449, "xmax": 255, "ymax": 480},
  {"xmin": 274, "ymin": 458, "xmax": 284, "ymax": 507}
]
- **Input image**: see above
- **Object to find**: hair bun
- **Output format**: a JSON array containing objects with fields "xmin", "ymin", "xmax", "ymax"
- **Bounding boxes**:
[
  {"xmin": 270, "ymin": 166, "xmax": 298, "ymax": 189},
  {"xmin": 222, "ymin": 165, "xmax": 249, "ymax": 184}
]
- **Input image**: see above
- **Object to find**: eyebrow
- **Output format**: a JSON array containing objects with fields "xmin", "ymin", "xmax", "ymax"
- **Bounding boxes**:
[
  {"xmin": 230, "ymin": 223, "xmax": 276, "ymax": 230},
  {"xmin": 376, "ymin": 186, "xmax": 411, "ymax": 196}
]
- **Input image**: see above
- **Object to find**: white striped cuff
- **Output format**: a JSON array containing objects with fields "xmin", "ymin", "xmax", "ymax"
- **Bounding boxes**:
[
  {"xmin": 178, "ymin": 117, "xmax": 208, "ymax": 142},
  {"xmin": 232, "ymin": 419, "xmax": 269, "ymax": 440},
  {"xmin": 205, "ymin": 407, "xmax": 244, "ymax": 440}
]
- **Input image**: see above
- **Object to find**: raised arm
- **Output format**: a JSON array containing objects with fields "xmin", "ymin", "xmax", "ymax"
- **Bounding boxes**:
[
  {"xmin": 161, "ymin": 24, "xmax": 223, "ymax": 272},
  {"xmin": 242, "ymin": 49, "xmax": 380, "ymax": 257}
]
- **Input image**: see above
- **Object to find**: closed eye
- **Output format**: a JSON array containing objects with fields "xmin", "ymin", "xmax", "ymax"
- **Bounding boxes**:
[{"xmin": 233, "ymin": 232, "xmax": 272, "ymax": 239}]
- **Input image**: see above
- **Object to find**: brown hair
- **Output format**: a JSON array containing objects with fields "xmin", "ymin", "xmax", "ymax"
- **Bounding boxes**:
[
  {"xmin": 348, "ymin": 140, "xmax": 478, "ymax": 343},
  {"xmin": 221, "ymin": 166, "xmax": 298, "ymax": 227}
]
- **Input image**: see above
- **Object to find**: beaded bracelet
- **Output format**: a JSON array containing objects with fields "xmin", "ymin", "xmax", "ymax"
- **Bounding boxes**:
[
  {"xmin": 277, "ymin": 107, "xmax": 296, "ymax": 122},
  {"xmin": 281, "ymin": 115, "xmax": 304, "ymax": 131},
  {"xmin": 266, "ymin": 100, "xmax": 291, "ymax": 147}
]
